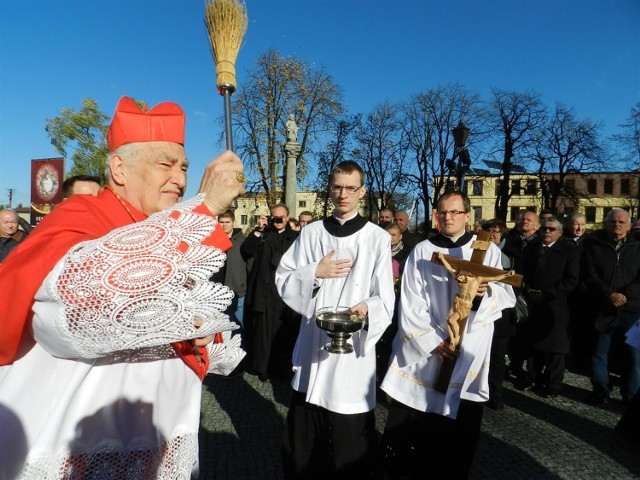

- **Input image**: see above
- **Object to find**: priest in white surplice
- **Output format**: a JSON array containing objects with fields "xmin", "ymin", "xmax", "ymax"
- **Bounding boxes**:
[
  {"xmin": 275, "ymin": 161, "xmax": 395, "ymax": 479},
  {"xmin": 380, "ymin": 191, "xmax": 516, "ymax": 480}
]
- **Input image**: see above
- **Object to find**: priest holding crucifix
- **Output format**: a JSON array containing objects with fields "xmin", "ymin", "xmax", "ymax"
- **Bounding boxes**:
[{"xmin": 380, "ymin": 191, "xmax": 516, "ymax": 479}]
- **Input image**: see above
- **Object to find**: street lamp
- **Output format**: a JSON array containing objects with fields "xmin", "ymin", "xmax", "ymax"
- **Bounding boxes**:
[{"xmin": 451, "ymin": 122, "xmax": 471, "ymax": 192}]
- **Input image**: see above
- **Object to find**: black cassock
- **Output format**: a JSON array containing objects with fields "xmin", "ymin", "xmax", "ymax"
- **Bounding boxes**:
[{"xmin": 242, "ymin": 225, "xmax": 300, "ymax": 379}]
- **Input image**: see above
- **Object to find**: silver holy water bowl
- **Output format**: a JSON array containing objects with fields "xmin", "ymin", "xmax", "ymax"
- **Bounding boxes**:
[{"xmin": 315, "ymin": 306, "xmax": 366, "ymax": 354}]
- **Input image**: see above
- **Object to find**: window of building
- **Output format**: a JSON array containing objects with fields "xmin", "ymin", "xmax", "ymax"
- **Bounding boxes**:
[
  {"xmin": 585, "ymin": 206, "xmax": 596, "ymax": 223},
  {"xmin": 495, "ymin": 180, "xmax": 502, "ymax": 196},
  {"xmin": 241, "ymin": 215, "xmax": 248, "ymax": 225},
  {"xmin": 621, "ymin": 178, "xmax": 630, "ymax": 196},
  {"xmin": 253, "ymin": 215, "xmax": 261, "ymax": 225},
  {"xmin": 565, "ymin": 179, "xmax": 575, "ymax": 192},
  {"xmin": 510, "ymin": 207, "xmax": 521, "ymax": 222},
  {"xmin": 603, "ymin": 207, "xmax": 613, "ymax": 220},
  {"xmin": 587, "ymin": 179, "xmax": 597, "ymax": 194},
  {"xmin": 604, "ymin": 178, "xmax": 613, "ymax": 195},
  {"xmin": 525, "ymin": 179, "xmax": 537, "ymax": 195},
  {"xmin": 511, "ymin": 179, "xmax": 521, "ymax": 195},
  {"xmin": 473, "ymin": 206, "xmax": 482, "ymax": 221},
  {"xmin": 298, "ymin": 200, "xmax": 307, "ymax": 208},
  {"xmin": 472, "ymin": 180, "xmax": 483, "ymax": 196}
]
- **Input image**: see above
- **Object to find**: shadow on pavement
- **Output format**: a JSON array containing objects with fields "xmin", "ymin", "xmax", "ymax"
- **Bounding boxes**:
[{"xmin": 199, "ymin": 374, "xmax": 290, "ymax": 480}]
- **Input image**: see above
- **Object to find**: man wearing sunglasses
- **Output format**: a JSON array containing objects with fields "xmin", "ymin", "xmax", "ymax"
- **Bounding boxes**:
[{"xmin": 520, "ymin": 217, "xmax": 580, "ymax": 397}]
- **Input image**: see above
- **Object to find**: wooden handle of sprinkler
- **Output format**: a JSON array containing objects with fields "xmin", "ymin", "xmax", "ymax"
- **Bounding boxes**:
[
  {"xmin": 435, "ymin": 352, "xmax": 457, "ymax": 394},
  {"xmin": 221, "ymin": 88, "xmax": 238, "ymax": 209}
]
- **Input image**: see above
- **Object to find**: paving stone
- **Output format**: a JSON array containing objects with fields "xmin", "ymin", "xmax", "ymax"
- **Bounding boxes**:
[{"xmin": 198, "ymin": 369, "xmax": 640, "ymax": 479}]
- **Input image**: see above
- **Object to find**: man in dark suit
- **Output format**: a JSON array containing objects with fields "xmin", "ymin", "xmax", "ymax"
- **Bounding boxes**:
[{"xmin": 520, "ymin": 217, "xmax": 580, "ymax": 397}]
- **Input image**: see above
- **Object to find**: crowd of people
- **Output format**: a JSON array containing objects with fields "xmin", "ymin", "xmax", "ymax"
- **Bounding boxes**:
[{"xmin": 0, "ymin": 94, "xmax": 638, "ymax": 480}]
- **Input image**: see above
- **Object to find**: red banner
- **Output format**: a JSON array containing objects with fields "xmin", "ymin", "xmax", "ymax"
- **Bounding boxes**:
[{"xmin": 31, "ymin": 158, "xmax": 64, "ymax": 225}]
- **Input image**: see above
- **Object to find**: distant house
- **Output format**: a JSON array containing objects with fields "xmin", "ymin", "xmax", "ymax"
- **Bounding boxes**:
[{"xmin": 463, "ymin": 170, "xmax": 639, "ymax": 228}]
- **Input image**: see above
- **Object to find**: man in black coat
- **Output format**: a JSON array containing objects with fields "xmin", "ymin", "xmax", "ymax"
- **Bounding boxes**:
[
  {"xmin": 520, "ymin": 217, "xmax": 580, "ymax": 397},
  {"xmin": 582, "ymin": 208, "xmax": 640, "ymax": 404},
  {"xmin": 241, "ymin": 203, "xmax": 300, "ymax": 381},
  {"xmin": 502, "ymin": 210, "xmax": 540, "ymax": 379}
]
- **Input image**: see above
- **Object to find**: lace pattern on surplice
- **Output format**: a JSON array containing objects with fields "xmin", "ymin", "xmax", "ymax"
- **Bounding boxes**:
[{"xmin": 50, "ymin": 194, "xmax": 239, "ymax": 358}]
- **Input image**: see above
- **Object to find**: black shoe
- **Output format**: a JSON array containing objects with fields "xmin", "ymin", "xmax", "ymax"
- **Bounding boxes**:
[
  {"xmin": 515, "ymin": 378, "xmax": 534, "ymax": 391},
  {"xmin": 487, "ymin": 397, "xmax": 505, "ymax": 410},
  {"xmin": 585, "ymin": 391, "xmax": 609, "ymax": 405}
]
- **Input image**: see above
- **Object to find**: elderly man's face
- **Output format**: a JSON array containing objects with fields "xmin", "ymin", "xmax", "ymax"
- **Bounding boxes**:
[
  {"xmin": 118, "ymin": 142, "xmax": 188, "ymax": 216},
  {"xmin": 393, "ymin": 212, "xmax": 410, "ymax": 232},
  {"xmin": 540, "ymin": 221, "xmax": 562, "ymax": 245},
  {"xmin": 606, "ymin": 210, "xmax": 631, "ymax": 241},
  {"xmin": 571, "ymin": 218, "xmax": 586, "ymax": 237},
  {"xmin": 0, "ymin": 211, "xmax": 18, "ymax": 237},
  {"xmin": 519, "ymin": 212, "xmax": 539, "ymax": 237}
]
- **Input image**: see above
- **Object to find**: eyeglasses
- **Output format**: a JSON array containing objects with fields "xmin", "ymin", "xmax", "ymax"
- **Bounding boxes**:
[
  {"xmin": 541, "ymin": 226, "xmax": 557, "ymax": 232},
  {"xmin": 330, "ymin": 184, "xmax": 362, "ymax": 195},
  {"xmin": 437, "ymin": 210, "xmax": 467, "ymax": 218},
  {"xmin": 487, "ymin": 229, "xmax": 502, "ymax": 234}
]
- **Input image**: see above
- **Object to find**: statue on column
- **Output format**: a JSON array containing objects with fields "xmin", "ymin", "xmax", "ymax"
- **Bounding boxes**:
[{"xmin": 286, "ymin": 114, "xmax": 298, "ymax": 144}]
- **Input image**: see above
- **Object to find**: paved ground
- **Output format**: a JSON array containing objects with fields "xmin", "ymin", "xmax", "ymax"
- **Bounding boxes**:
[{"xmin": 198, "ymin": 368, "xmax": 639, "ymax": 479}]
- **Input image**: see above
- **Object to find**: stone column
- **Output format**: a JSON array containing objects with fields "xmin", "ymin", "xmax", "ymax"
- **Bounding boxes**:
[{"xmin": 284, "ymin": 114, "xmax": 301, "ymax": 214}]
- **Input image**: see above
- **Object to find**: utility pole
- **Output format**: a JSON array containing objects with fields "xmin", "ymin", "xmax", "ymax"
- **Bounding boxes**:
[{"xmin": 7, "ymin": 188, "xmax": 14, "ymax": 208}]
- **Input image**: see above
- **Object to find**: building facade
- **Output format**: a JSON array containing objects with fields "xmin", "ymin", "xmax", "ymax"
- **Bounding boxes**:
[
  {"xmin": 233, "ymin": 190, "xmax": 370, "ymax": 232},
  {"xmin": 464, "ymin": 171, "xmax": 639, "ymax": 228}
]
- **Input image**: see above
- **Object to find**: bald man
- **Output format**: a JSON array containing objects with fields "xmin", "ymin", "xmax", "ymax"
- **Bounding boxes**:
[
  {"xmin": 0, "ymin": 209, "xmax": 29, "ymax": 263},
  {"xmin": 393, "ymin": 210, "xmax": 422, "ymax": 249}
]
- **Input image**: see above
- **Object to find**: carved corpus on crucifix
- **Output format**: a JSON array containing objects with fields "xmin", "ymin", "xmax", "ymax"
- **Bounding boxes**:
[{"xmin": 430, "ymin": 230, "xmax": 523, "ymax": 393}]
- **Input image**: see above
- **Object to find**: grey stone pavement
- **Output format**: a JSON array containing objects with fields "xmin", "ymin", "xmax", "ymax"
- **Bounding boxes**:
[{"xmin": 198, "ymin": 368, "xmax": 640, "ymax": 479}]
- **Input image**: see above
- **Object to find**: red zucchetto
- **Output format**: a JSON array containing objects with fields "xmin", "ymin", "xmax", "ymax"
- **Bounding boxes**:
[{"xmin": 106, "ymin": 96, "xmax": 186, "ymax": 151}]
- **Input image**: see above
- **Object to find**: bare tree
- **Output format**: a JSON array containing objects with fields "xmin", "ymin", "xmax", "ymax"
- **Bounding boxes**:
[
  {"xmin": 313, "ymin": 115, "xmax": 362, "ymax": 217},
  {"xmin": 232, "ymin": 49, "xmax": 344, "ymax": 207},
  {"xmin": 399, "ymin": 84, "xmax": 483, "ymax": 225},
  {"xmin": 352, "ymin": 102, "xmax": 407, "ymax": 218},
  {"xmin": 485, "ymin": 89, "xmax": 547, "ymax": 220},
  {"xmin": 612, "ymin": 101, "xmax": 640, "ymax": 169},
  {"xmin": 533, "ymin": 103, "xmax": 609, "ymax": 212}
]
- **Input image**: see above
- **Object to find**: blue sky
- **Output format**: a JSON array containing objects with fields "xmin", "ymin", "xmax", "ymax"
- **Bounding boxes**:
[{"xmin": 1, "ymin": 0, "xmax": 638, "ymax": 207}]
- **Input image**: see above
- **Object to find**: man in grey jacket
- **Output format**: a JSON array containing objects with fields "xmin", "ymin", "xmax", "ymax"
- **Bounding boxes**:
[{"xmin": 217, "ymin": 210, "xmax": 247, "ymax": 327}]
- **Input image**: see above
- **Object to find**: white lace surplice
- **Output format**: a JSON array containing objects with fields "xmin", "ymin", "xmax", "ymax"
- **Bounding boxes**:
[{"xmin": 0, "ymin": 195, "xmax": 245, "ymax": 480}]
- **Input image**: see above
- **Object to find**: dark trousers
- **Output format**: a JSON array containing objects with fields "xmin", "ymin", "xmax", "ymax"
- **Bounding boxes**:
[
  {"xmin": 489, "ymin": 336, "xmax": 509, "ymax": 399},
  {"xmin": 282, "ymin": 391, "xmax": 381, "ymax": 480},
  {"xmin": 381, "ymin": 399, "xmax": 484, "ymax": 479},
  {"xmin": 616, "ymin": 391, "xmax": 640, "ymax": 445},
  {"xmin": 527, "ymin": 350, "xmax": 565, "ymax": 393}
]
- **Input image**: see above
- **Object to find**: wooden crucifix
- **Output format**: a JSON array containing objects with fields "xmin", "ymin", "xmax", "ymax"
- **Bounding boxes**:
[{"xmin": 430, "ymin": 230, "xmax": 523, "ymax": 394}]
